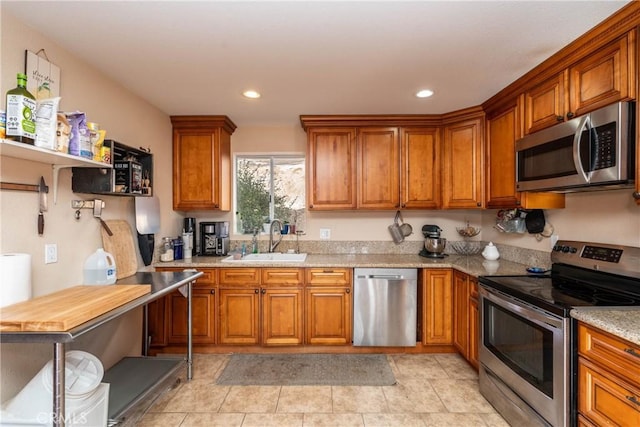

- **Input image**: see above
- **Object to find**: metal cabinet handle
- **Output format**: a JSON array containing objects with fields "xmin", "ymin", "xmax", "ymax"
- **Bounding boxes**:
[
  {"xmin": 345, "ymin": 288, "xmax": 350, "ymax": 294},
  {"xmin": 261, "ymin": 288, "xmax": 266, "ymax": 294},
  {"xmin": 632, "ymin": 192, "xmax": 640, "ymax": 200},
  {"xmin": 624, "ymin": 348, "xmax": 640, "ymax": 358},
  {"xmin": 254, "ymin": 289, "xmax": 259, "ymax": 294},
  {"xmin": 556, "ymin": 115, "xmax": 564, "ymax": 122},
  {"xmin": 626, "ymin": 395, "xmax": 640, "ymax": 406},
  {"xmin": 211, "ymin": 289, "xmax": 215, "ymax": 295},
  {"xmin": 566, "ymin": 112, "xmax": 575, "ymax": 119}
]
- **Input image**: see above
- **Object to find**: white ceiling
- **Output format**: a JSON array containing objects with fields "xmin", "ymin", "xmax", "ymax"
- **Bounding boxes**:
[{"xmin": 3, "ymin": 1, "xmax": 631, "ymax": 127}]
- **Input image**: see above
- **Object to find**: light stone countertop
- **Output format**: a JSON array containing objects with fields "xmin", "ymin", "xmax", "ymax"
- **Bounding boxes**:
[
  {"xmin": 154, "ymin": 253, "xmax": 530, "ymax": 278},
  {"xmin": 570, "ymin": 307, "xmax": 640, "ymax": 346},
  {"xmin": 153, "ymin": 254, "xmax": 640, "ymax": 345}
]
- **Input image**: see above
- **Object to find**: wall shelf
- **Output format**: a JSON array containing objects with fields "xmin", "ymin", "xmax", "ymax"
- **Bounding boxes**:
[{"xmin": 0, "ymin": 138, "xmax": 112, "ymax": 204}]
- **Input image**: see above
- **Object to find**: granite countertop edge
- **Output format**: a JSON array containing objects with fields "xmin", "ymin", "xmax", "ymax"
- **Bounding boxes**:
[
  {"xmin": 570, "ymin": 307, "xmax": 640, "ymax": 346},
  {"xmin": 153, "ymin": 254, "xmax": 640, "ymax": 345},
  {"xmin": 153, "ymin": 253, "xmax": 529, "ymax": 277}
]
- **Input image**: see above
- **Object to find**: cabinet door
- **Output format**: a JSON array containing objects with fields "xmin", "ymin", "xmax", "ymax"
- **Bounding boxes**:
[
  {"xmin": 452, "ymin": 271, "xmax": 470, "ymax": 356},
  {"xmin": 422, "ymin": 269, "xmax": 453, "ymax": 345},
  {"xmin": 305, "ymin": 287, "xmax": 352, "ymax": 345},
  {"xmin": 147, "ymin": 297, "xmax": 167, "ymax": 348},
  {"xmin": 569, "ymin": 32, "xmax": 635, "ymax": 117},
  {"xmin": 262, "ymin": 288, "xmax": 304, "ymax": 346},
  {"xmin": 578, "ymin": 358, "xmax": 640, "ymax": 426},
  {"xmin": 486, "ymin": 104, "xmax": 521, "ymax": 208},
  {"xmin": 218, "ymin": 288, "xmax": 260, "ymax": 345},
  {"xmin": 442, "ymin": 117, "xmax": 484, "ymax": 209},
  {"xmin": 468, "ymin": 278, "xmax": 479, "ymax": 370},
  {"xmin": 172, "ymin": 128, "xmax": 231, "ymax": 211},
  {"xmin": 167, "ymin": 288, "xmax": 216, "ymax": 344},
  {"xmin": 486, "ymin": 103, "xmax": 565, "ymax": 209},
  {"xmin": 357, "ymin": 127, "xmax": 399, "ymax": 209},
  {"xmin": 307, "ymin": 128, "xmax": 357, "ymax": 210},
  {"xmin": 400, "ymin": 127, "xmax": 440, "ymax": 209},
  {"xmin": 524, "ymin": 71, "xmax": 568, "ymax": 134}
]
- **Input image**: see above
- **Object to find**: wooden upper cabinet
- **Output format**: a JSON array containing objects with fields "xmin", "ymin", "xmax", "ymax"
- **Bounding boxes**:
[
  {"xmin": 524, "ymin": 71, "xmax": 568, "ymax": 134},
  {"xmin": 400, "ymin": 128, "xmax": 441, "ymax": 209},
  {"xmin": 306, "ymin": 127, "xmax": 357, "ymax": 210},
  {"xmin": 485, "ymin": 101, "xmax": 565, "ymax": 209},
  {"xmin": 442, "ymin": 111, "xmax": 484, "ymax": 209},
  {"xmin": 358, "ymin": 127, "xmax": 400, "ymax": 209},
  {"xmin": 524, "ymin": 30, "xmax": 635, "ymax": 135},
  {"xmin": 569, "ymin": 31, "xmax": 635, "ymax": 117},
  {"xmin": 171, "ymin": 116, "xmax": 236, "ymax": 211}
]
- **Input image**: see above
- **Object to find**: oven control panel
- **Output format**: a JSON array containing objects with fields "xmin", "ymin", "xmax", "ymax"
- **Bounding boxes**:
[
  {"xmin": 552, "ymin": 240, "xmax": 640, "ymax": 277},
  {"xmin": 581, "ymin": 245, "xmax": 623, "ymax": 263}
]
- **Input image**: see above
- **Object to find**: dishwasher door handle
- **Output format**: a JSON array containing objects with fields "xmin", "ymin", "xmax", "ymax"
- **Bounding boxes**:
[{"xmin": 357, "ymin": 275, "xmax": 404, "ymax": 280}]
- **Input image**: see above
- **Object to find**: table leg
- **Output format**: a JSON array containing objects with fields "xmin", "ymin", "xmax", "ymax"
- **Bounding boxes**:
[{"xmin": 53, "ymin": 342, "xmax": 65, "ymax": 427}]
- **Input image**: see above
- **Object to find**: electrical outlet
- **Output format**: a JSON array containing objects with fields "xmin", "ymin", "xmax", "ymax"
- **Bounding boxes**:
[
  {"xmin": 319, "ymin": 228, "xmax": 331, "ymax": 240},
  {"xmin": 45, "ymin": 243, "xmax": 58, "ymax": 264}
]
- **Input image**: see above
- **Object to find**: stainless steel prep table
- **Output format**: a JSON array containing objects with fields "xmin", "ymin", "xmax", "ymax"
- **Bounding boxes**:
[{"xmin": 0, "ymin": 270, "xmax": 202, "ymax": 427}]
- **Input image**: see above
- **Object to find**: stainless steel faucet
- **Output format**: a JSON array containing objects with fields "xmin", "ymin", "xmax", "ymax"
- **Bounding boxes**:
[{"xmin": 268, "ymin": 219, "xmax": 283, "ymax": 253}]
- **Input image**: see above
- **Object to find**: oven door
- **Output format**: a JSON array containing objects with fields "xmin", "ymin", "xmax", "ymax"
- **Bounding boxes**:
[{"xmin": 479, "ymin": 285, "xmax": 570, "ymax": 427}]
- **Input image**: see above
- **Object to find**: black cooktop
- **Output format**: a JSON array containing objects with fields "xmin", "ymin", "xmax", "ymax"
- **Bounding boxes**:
[
  {"xmin": 479, "ymin": 241, "xmax": 640, "ymax": 317},
  {"xmin": 479, "ymin": 265, "xmax": 640, "ymax": 317}
]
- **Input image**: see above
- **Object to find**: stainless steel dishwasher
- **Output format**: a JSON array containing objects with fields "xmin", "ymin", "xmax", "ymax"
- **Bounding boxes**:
[{"xmin": 353, "ymin": 268, "xmax": 417, "ymax": 346}]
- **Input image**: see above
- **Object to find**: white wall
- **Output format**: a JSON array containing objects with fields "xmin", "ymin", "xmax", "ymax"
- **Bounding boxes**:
[{"xmin": 0, "ymin": 10, "xmax": 181, "ymax": 401}]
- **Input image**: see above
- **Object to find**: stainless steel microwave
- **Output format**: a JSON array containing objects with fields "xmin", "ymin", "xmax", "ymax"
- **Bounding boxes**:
[{"xmin": 516, "ymin": 101, "xmax": 635, "ymax": 192}]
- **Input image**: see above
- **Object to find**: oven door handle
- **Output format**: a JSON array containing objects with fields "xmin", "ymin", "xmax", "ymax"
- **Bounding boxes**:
[{"xmin": 479, "ymin": 285, "xmax": 564, "ymax": 330}]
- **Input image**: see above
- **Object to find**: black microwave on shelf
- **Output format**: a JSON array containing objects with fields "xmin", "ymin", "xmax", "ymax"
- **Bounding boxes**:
[
  {"xmin": 72, "ymin": 140, "xmax": 153, "ymax": 196},
  {"xmin": 515, "ymin": 101, "xmax": 635, "ymax": 193}
]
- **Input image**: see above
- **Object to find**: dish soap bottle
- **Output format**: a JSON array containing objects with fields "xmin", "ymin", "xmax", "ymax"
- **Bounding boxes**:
[{"xmin": 5, "ymin": 73, "xmax": 36, "ymax": 145}]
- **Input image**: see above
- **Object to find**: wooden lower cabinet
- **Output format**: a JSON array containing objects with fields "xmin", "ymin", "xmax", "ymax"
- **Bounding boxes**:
[
  {"xmin": 422, "ymin": 269, "xmax": 453, "ymax": 345},
  {"xmin": 218, "ymin": 287, "xmax": 260, "ymax": 345},
  {"xmin": 453, "ymin": 270, "xmax": 479, "ymax": 369},
  {"xmin": 168, "ymin": 288, "xmax": 216, "ymax": 344},
  {"xmin": 218, "ymin": 268, "xmax": 304, "ymax": 346},
  {"xmin": 305, "ymin": 268, "xmax": 352, "ymax": 345},
  {"xmin": 578, "ymin": 323, "xmax": 640, "ymax": 426},
  {"xmin": 153, "ymin": 267, "xmax": 217, "ymax": 347}
]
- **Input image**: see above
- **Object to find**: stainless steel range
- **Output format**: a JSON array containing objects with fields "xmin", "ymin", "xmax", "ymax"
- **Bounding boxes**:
[{"xmin": 478, "ymin": 240, "xmax": 640, "ymax": 427}]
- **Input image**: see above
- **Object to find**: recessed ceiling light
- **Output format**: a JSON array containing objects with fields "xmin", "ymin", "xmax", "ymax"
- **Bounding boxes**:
[
  {"xmin": 243, "ymin": 90, "xmax": 261, "ymax": 99},
  {"xmin": 415, "ymin": 89, "xmax": 434, "ymax": 98}
]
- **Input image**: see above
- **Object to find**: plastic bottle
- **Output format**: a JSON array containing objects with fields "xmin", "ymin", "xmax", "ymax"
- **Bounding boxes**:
[
  {"xmin": 5, "ymin": 73, "xmax": 36, "ymax": 144},
  {"xmin": 83, "ymin": 248, "xmax": 117, "ymax": 285}
]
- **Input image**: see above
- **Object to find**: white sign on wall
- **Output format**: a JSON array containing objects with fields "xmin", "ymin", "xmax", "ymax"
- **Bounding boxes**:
[{"xmin": 25, "ymin": 50, "xmax": 60, "ymax": 100}]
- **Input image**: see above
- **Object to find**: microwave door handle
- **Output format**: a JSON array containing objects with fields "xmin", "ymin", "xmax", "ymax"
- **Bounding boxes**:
[{"xmin": 573, "ymin": 115, "xmax": 591, "ymax": 182}]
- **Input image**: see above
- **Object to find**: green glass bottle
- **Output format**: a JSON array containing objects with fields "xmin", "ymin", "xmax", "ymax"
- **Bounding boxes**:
[{"xmin": 5, "ymin": 73, "xmax": 36, "ymax": 144}]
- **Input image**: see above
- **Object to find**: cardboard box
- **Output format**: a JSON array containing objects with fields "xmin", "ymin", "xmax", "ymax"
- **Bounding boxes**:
[{"xmin": 114, "ymin": 161, "xmax": 142, "ymax": 193}]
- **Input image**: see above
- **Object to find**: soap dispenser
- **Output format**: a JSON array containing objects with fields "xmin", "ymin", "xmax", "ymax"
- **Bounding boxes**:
[{"xmin": 482, "ymin": 242, "xmax": 500, "ymax": 261}]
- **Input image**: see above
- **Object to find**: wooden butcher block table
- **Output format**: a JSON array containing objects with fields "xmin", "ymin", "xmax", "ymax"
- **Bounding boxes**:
[
  {"xmin": 0, "ymin": 270, "xmax": 202, "ymax": 427},
  {"xmin": 0, "ymin": 285, "xmax": 151, "ymax": 332}
]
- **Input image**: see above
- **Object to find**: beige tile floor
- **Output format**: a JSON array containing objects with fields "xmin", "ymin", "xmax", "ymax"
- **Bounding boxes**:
[{"xmin": 138, "ymin": 353, "xmax": 510, "ymax": 427}]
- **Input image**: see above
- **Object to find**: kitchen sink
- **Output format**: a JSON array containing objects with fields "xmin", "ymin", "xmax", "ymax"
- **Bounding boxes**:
[{"xmin": 221, "ymin": 253, "xmax": 308, "ymax": 263}]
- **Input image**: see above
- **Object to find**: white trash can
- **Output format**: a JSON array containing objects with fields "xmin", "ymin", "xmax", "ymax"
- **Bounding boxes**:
[{"xmin": 0, "ymin": 351, "xmax": 109, "ymax": 427}]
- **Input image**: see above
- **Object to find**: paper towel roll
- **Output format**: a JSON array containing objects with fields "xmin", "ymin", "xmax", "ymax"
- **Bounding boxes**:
[{"xmin": 1, "ymin": 253, "xmax": 32, "ymax": 308}]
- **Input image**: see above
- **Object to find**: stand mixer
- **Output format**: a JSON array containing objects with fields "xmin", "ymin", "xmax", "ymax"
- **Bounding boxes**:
[{"xmin": 419, "ymin": 225, "xmax": 447, "ymax": 258}]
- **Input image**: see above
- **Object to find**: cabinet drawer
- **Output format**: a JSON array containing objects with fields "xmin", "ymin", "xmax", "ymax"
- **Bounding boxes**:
[
  {"xmin": 193, "ymin": 268, "xmax": 216, "ymax": 287},
  {"xmin": 578, "ymin": 358, "xmax": 640, "ymax": 426},
  {"xmin": 155, "ymin": 267, "xmax": 216, "ymax": 288},
  {"xmin": 578, "ymin": 323, "xmax": 640, "ymax": 385},
  {"xmin": 262, "ymin": 268, "xmax": 304, "ymax": 285},
  {"xmin": 218, "ymin": 268, "xmax": 260, "ymax": 286},
  {"xmin": 306, "ymin": 268, "xmax": 352, "ymax": 285}
]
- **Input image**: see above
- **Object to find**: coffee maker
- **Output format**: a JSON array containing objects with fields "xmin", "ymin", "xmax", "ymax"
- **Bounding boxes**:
[
  {"xmin": 419, "ymin": 225, "xmax": 447, "ymax": 258},
  {"xmin": 199, "ymin": 221, "xmax": 230, "ymax": 256}
]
